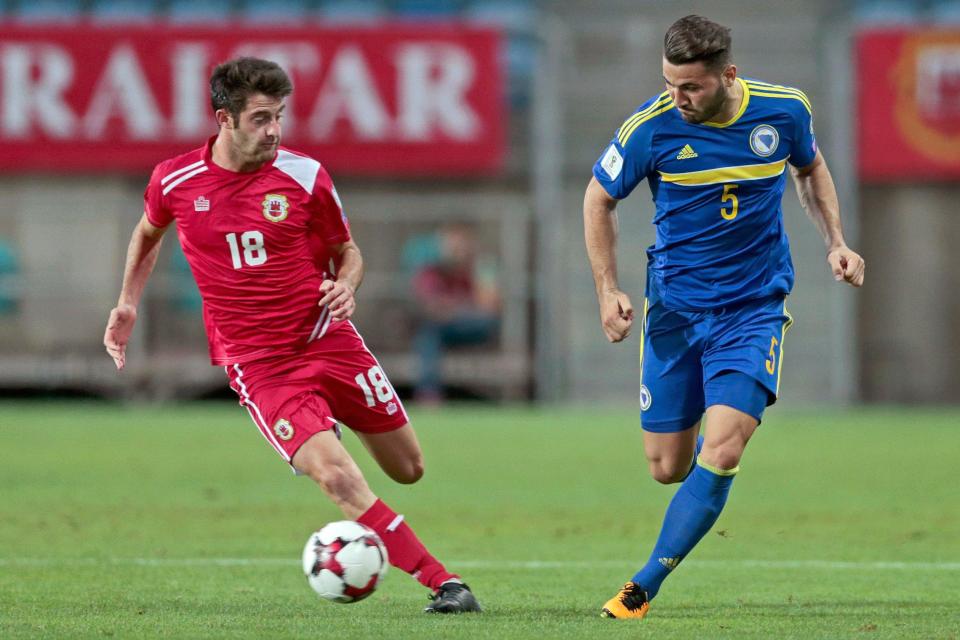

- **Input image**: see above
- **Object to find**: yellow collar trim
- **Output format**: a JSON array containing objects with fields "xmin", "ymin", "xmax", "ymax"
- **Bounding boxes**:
[{"xmin": 703, "ymin": 77, "xmax": 750, "ymax": 128}]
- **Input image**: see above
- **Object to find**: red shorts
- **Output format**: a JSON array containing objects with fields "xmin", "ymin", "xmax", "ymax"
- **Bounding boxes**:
[{"xmin": 226, "ymin": 320, "xmax": 409, "ymax": 464}]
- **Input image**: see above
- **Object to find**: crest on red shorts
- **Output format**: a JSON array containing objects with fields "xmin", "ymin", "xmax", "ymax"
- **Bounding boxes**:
[
  {"xmin": 262, "ymin": 193, "xmax": 289, "ymax": 222},
  {"xmin": 273, "ymin": 418, "xmax": 294, "ymax": 441}
]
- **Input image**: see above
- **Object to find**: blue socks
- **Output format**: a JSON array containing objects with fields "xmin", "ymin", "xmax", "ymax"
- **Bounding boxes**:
[{"xmin": 631, "ymin": 456, "xmax": 737, "ymax": 600}]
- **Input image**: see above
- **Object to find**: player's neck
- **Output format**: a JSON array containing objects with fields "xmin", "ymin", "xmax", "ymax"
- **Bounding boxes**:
[
  {"xmin": 705, "ymin": 78, "xmax": 743, "ymax": 126},
  {"xmin": 211, "ymin": 133, "xmax": 267, "ymax": 173}
]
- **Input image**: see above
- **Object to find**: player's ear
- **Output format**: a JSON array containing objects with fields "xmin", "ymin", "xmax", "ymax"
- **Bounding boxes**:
[
  {"xmin": 722, "ymin": 64, "xmax": 737, "ymax": 87},
  {"xmin": 215, "ymin": 108, "xmax": 234, "ymax": 130}
]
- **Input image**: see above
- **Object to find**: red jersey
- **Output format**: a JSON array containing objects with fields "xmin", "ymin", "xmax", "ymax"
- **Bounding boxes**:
[{"xmin": 144, "ymin": 136, "xmax": 350, "ymax": 365}]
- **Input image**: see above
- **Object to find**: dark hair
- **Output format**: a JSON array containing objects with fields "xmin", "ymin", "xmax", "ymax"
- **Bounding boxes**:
[
  {"xmin": 663, "ymin": 15, "xmax": 732, "ymax": 71},
  {"xmin": 209, "ymin": 57, "xmax": 293, "ymax": 122}
]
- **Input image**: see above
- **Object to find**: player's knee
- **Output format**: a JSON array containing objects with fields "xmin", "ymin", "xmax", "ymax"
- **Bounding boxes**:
[
  {"xmin": 402, "ymin": 457, "xmax": 426, "ymax": 484},
  {"xmin": 648, "ymin": 459, "xmax": 689, "ymax": 484},
  {"xmin": 698, "ymin": 446, "xmax": 742, "ymax": 472},
  {"xmin": 388, "ymin": 455, "xmax": 425, "ymax": 485}
]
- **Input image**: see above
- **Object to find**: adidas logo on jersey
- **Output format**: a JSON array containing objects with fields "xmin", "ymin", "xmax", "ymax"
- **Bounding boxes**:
[{"xmin": 676, "ymin": 144, "xmax": 698, "ymax": 160}]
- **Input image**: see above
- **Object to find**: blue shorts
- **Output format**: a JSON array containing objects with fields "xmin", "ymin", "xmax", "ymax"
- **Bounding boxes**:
[{"xmin": 639, "ymin": 293, "xmax": 793, "ymax": 433}]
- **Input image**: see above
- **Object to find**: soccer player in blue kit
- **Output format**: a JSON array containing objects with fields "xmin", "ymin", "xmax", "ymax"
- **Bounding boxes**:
[{"xmin": 583, "ymin": 15, "xmax": 865, "ymax": 619}]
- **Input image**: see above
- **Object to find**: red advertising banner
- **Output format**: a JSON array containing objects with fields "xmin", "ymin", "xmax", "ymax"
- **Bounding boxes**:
[
  {"xmin": 0, "ymin": 25, "xmax": 503, "ymax": 176},
  {"xmin": 858, "ymin": 28, "xmax": 960, "ymax": 181}
]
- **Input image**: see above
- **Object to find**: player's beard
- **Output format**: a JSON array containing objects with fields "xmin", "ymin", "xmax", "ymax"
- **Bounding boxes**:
[
  {"xmin": 254, "ymin": 142, "xmax": 278, "ymax": 163},
  {"xmin": 238, "ymin": 133, "xmax": 278, "ymax": 166},
  {"xmin": 681, "ymin": 82, "xmax": 728, "ymax": 124}
]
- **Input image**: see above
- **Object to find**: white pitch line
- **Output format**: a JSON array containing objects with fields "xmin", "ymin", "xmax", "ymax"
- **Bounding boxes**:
[{"xmin": 1, "ymin": 558, "xmax": 958, "ymax": 571}]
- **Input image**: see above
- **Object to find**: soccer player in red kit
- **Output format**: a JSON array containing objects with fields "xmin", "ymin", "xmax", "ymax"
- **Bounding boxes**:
[{"xmin": 103, "ymin": 57, "xmax": 481, "ymax": 614}]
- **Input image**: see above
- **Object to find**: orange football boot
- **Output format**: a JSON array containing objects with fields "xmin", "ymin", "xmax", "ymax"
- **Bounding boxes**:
[{"xmin": 600, "ymin": 582, "xmax": 650, "ymax": 619}]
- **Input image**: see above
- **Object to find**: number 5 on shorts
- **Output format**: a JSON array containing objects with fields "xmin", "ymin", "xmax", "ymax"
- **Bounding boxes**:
[
  {"xmin": 765, "ymin": 336, "xmax": 779, "ymax": 375},
  {"xmin": 355, "ymin": 366, "xmax": 395, "ymax": 407}
]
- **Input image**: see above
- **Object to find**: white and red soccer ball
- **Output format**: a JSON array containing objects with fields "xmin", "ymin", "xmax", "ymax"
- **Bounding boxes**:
[{"xmin": 302, "ymin": 521, "xmax": 389, "ymax": 603}]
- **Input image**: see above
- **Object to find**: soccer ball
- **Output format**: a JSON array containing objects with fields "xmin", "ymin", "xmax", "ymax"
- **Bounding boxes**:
[{"xmin": 301, "ymin": 521, "xmax": 389, "ymax": 603}]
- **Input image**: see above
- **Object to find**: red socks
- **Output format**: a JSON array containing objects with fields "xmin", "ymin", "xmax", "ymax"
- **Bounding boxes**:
[{"xmin": 357, "ymin": 499, "xmax": 457, "ymax": 591}]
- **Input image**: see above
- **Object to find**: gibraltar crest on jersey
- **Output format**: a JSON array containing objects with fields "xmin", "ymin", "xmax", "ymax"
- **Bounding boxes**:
[
  {"xmin": 262, "ymin": 193, "xmax": 289, "ymax": 222},
  {"xmin": 749, "ymin": 124, "xmax": 779, "ymax": 157},
  {"xmin": 273, "ymin": 418, "xmax": 294, "ymax": 441}
]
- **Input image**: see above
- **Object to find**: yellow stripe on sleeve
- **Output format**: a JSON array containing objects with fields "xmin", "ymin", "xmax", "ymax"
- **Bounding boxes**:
[
  {"xmin": 616, "ymin": 94, "xmax": 670, "ymax": 141},
  {"xmin": 619, "ymin": 101, "xmax": 675, "ymax": 145},
  {"xmin": 745, "ymin": 79, "xmax": 810, "ymax": 97},
  {"xmin": 617, "ymin": 94, "xmax": 673, "ymax": 145},
  {"xmin": 745, "ymin": 82, "xmax": 812, "ymax": 113}
]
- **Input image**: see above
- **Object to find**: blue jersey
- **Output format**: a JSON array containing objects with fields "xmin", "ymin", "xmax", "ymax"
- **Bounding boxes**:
[{"xmin": 592, "ymin": 77, "xmax": 818, "ymax": 311}]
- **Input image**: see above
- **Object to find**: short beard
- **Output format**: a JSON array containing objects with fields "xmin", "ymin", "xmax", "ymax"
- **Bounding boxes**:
[{"xmin": 681, "ymin": 82, "xmax": 728, "ymax": 124}]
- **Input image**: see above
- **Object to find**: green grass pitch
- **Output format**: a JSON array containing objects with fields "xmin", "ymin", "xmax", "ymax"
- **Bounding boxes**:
[{"xmin": 1, "ymin": 401, "xmax": 958, "ymax": 639}]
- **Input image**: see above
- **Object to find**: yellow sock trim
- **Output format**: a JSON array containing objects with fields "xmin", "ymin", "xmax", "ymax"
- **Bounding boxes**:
[{"xmin": 696, "ymin": 455, "xmax": 739, "ymax": 476}]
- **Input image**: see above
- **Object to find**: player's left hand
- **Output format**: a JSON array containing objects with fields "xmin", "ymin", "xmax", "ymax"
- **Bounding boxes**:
[
  {"xmin": 103, "ymin": 303, "xmax": 137, "ymax": 370},
  {"xmin": 827, "ymin": 246, "xmax": 865, "ymax": 287},
  {"xmin": 319, "ymin": 279, "xmax": 356, "ymax": 320}
]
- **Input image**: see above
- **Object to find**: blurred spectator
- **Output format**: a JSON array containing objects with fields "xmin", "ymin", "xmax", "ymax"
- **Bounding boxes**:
[
  {"xmin": 410, "ymin": 223, "xmax": 500, "ymax": 403},
  {"xmin": 0, "ymin": 238, "xmax": 19, "ymax": 315}
]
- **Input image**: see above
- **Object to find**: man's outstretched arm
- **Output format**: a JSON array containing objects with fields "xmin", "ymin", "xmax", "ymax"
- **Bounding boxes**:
[
  {"xmin": 791, "ymin": 150, "xmax": 865, "ymax": 287},
  {"xmin": 103, "ymin": 213, "xmax": 168, "ymax": 370}
]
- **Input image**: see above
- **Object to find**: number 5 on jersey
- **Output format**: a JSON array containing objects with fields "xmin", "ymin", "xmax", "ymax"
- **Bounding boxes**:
[
  {"xmin": 226, "ymin": 231, "xmax": 267, "ymax": 269},
  {"xmin": 720, "ymin": 184, "xmax": 739, "ymax": 220}
]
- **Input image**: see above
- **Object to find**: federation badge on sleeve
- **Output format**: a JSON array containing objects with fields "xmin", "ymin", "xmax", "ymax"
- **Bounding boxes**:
[
  {"xmin": 273, "ymin": 418, "xmax": 295, "ymax": 441},
  {"xmin": 262, "ymin": 194, "xmax": 289, "ymax": 222}
]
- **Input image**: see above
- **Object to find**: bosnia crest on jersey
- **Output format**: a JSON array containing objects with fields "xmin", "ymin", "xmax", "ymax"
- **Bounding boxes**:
[
  {"xmin": 262, "ymin": 193, "xmax": 289, "ymax": 222},
  {"xmin": 749, "ymin": 124, "xmax": 779, "ymax": 157}
]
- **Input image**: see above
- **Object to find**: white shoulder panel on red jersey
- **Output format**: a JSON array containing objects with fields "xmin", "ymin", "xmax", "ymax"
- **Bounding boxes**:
[{"xmin": 273, "ymin": 150, "xmax": 321, "ymax": 194}]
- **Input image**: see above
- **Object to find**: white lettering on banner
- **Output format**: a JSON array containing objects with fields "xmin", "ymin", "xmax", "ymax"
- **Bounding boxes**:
[
  {"xmin": 83, "ymin": 45, "xmax": 162, "ymax": 140},
  {"xmin": 0, "ymin": 28, "xmax": 503, "ymax": 173},
  {"xmin": 172, "ymin": 43, "xmax": 212, "ymax": 139},
  {"xmin": 309, "ymin": 45, "xmax": 389, "ymax": 140},
  {"xmin": 231, "ymin": 43, "xmax": 322, "ymax": 136},
  {"xmin": 0, "ymin": 44, "xmax": 77, "ymax": 138},
  {"xmin": 396, "ymin": 43, "xmax": 479, "ymax": 140}
]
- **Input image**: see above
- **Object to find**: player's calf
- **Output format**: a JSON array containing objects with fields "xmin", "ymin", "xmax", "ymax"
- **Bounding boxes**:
[{"xmin": 356, "ymin": 426, "xmax": 425, "ymax": 485}]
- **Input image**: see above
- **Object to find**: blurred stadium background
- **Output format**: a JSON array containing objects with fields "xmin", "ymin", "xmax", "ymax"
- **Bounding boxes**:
[{"xmin": 0, "ymin": 0, "xmax": 958, "ymax": 407}]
